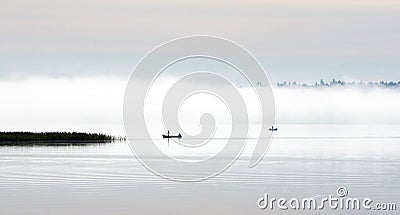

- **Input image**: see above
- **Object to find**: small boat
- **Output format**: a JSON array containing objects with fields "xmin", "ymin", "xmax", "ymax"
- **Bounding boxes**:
[
  {"xmin": 162, "ymin": 130, "xmax": 182, "ymax": 139},
  {"xmin": 268, "ymin": 126, "xmax": 278, "ymax": 132}
]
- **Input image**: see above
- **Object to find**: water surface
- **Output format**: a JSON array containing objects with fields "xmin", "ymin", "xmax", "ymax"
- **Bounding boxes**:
[{"xmin": 0, "ymin": 125, "xmax": 399, "ymax": 214}]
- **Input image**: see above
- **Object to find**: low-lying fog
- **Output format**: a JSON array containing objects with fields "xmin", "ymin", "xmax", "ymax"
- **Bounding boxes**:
[{"xmin": 0, "ymin": 77, "xmax": 399, "ymax": 135}]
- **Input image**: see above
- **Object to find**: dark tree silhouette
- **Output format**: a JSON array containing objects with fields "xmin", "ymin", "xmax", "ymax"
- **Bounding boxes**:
[{"xmin": 276, "ymin": 79, "xmax": 400, "ymax": 88}]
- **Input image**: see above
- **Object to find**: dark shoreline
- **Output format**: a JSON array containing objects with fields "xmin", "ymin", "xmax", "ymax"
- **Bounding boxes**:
[{"xmin": 0, "ymin": 132, "xmax": 119, "ymax": 145}]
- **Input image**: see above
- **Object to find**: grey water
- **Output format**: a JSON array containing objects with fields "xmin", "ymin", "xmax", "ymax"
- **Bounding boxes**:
[{"xmin": 0, "ymin": 125, "xmax": 399, "ymax": 214}]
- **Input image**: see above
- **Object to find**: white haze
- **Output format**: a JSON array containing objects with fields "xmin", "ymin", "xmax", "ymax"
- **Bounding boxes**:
[
  {"xmin": 0, "ymin": 77, "xmax": 399, "ymax": 135},
  {"xmin": 276, "ymin": 87, "xmax": 400, "ymax": 124}
]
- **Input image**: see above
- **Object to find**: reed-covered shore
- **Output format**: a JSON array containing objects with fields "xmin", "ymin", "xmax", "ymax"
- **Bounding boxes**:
[{"xmin": 0, "ymin": 132, "xmax": 117, "ymax": 145}]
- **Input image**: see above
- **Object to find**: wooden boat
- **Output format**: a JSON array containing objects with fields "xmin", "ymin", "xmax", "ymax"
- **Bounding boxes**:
[
  {"xmin": 162, "ymin": 130, "xmax": 182, "ymax": 139},
  {"xmin": 268, "ymin": 126, "xmax": 278, "ymax": 132}
]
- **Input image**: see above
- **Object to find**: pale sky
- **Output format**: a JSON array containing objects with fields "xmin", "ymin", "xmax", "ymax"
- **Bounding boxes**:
[
  {"xmin": 1, "ymin": 0, "xmax": 400, "ymax": 82},
  {"xmin": 1, "ymin": 0, "xmax": 400, "ymax": 131}
]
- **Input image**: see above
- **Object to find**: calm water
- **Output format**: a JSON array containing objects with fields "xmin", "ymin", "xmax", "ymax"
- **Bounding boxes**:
[{"xmin": 0, "ymin": 125, "xmax": 399, "ymax": 214}]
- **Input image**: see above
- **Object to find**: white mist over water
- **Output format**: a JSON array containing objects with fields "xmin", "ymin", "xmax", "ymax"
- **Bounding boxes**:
[
  {"xmin": 276, "ymin": 87, "xmax": 400, "ymax": 124},
  {"xmin": 0, "ymin": 77, "xmax": 399, "ymax": 135},
  {"xmin": 0, "ymin": 77, "xmax": 125, "ymax": 135}
]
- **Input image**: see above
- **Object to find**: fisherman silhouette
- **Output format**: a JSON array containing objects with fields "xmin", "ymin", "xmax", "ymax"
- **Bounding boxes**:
[{"xmin": 268, "ymin": 126, "xmax": 278, "ymax": 132}]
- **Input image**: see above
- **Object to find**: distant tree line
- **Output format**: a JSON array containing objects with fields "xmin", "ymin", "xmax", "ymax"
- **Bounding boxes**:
[
  {"xmin": 277, "ymin": 79, "xmax": 400, "ymax": 88},
  {"xmin": 0, "ymin": 132, "xmax": 115, "ymax": 143}
]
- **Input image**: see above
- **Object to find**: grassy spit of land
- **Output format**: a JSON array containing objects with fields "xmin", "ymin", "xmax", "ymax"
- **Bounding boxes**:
[{"xmin": 0, "ymin": 132, "xmax": 121, "ymax": 145}]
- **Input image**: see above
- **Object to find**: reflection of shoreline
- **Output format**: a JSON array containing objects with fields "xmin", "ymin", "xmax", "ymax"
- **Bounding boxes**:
[{"xmin": 0, "ymin": 132, "xmax": 123, "ymax": 145}]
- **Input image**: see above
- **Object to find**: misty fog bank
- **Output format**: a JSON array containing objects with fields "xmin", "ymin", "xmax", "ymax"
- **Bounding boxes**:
[
  {"xmin": 276, "ymin": 87, "xmax": 400, "ymax": 124},
  {"xmin": 0, "ymin": 78, "xmax": 399, "ymax": 134}
]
